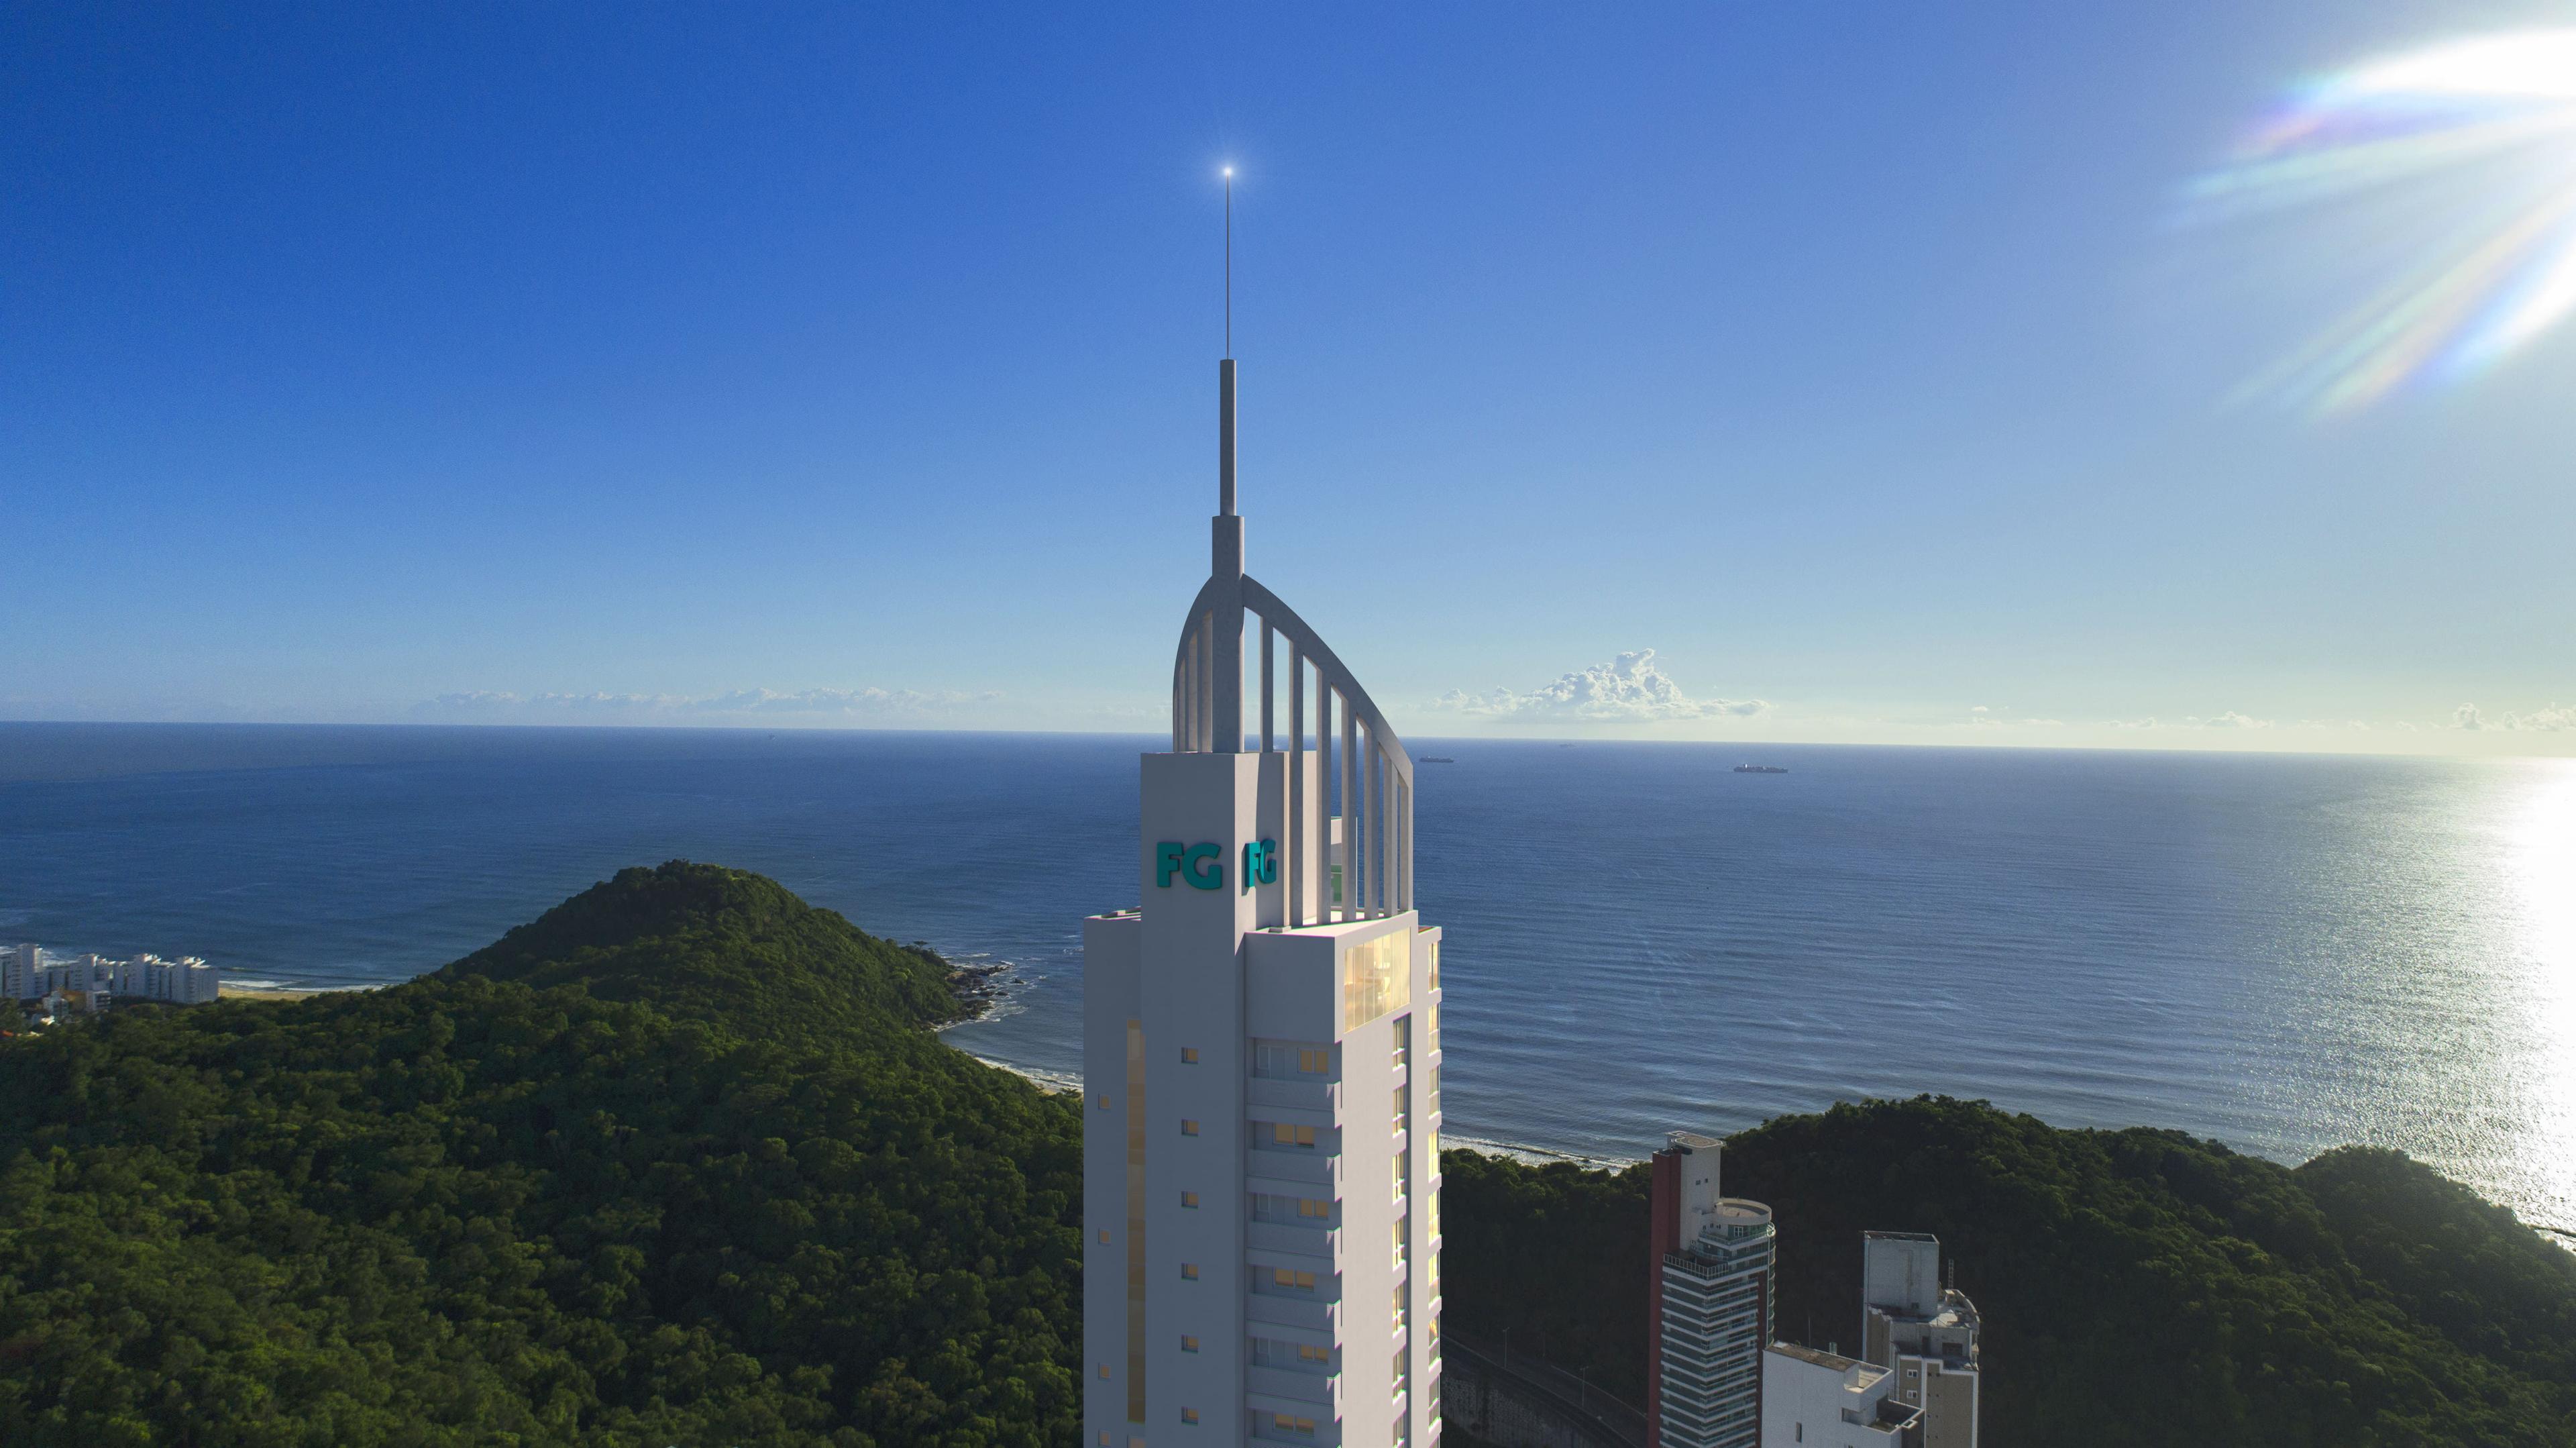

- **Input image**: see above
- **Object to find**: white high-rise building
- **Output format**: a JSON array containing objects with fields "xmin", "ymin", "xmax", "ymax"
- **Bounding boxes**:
[
  {"xmin": 5, "ymin": 945, "xmax": 42, "ymax": 1001},
  {"xmin": 1083, "ymin": 345, "xmax": 1443, "ymax": 1448},
  {"xmin": 1860, "ymin": 1233, "xmax": 1980, "ymax": 1448}
]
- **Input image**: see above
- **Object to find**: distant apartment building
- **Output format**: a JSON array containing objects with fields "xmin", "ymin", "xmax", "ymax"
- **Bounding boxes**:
[
  {"xmin": 4, "ymin": 944, "xmax": 41, "ymax": 1001},
  {"xmin": 7, "ymin": 944, "xmax": 220, "ymax": 1006},
  {"xmin": 1646, "ymin": 1132, "xmax": 1775, "ymax": 1448},
  {"xmin": 1859, "ymin": 1234, "xmax": 1980, "ymax": 1448},
  {"xmin": 1760, "ymin": 1343, "xmax": 1921, "ymax": 1447}
]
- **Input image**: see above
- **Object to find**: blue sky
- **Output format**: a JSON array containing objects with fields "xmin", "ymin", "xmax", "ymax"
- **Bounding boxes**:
[{"xmin": 5, "ymin": 1, "xmax": 2571, "ymax": 754}]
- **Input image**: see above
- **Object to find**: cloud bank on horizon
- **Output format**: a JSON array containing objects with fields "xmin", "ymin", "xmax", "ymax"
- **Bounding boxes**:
[
  {"xmin": 2453, "ymin": 702, "xmax": 2573, "ymax": 732},
  {"xmin": 1433, "ymin": 650, "xmax": 1769, "ymax": 722},
  {"xmin": 415, "ymin": 686, "xmax": 1001, "ymax": 725}
]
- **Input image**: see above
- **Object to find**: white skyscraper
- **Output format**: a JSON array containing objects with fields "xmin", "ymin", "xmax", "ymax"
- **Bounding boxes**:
[{"xmin": 1083, "ymin": 338, "xmax": 1442, "ymax": 1448}]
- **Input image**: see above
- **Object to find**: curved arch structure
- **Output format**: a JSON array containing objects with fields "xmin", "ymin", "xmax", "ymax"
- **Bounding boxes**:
[{"xmin": 1167, "ymin": 361, "xmax": 1414, "ymax": 922}]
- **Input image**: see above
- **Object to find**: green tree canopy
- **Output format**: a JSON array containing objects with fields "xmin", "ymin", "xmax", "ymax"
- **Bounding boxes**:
[{"xmin": 0, "ymin": 862, "xmax": 1081, "ymax": 1448}]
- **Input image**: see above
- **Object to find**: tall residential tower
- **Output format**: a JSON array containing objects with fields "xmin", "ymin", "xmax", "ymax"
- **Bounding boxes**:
[
  {"xmin": 1083, "ymin": 348, "xmax": 1444, "ymax": 1448},
  {"xmin": 1646, "ymin": 1132, "xmax": 1775, "ymax": 1448}
]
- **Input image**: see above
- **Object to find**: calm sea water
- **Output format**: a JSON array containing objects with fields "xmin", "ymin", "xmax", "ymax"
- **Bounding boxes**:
[{"xmin": 3, "ymin": 723, "xmax": 2570, "ymax": 1236}]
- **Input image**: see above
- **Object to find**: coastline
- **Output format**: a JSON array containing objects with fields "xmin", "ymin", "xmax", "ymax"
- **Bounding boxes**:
[{"xmin": 218, "ymin": 980, "xmax": 379, "ymax": 1002}]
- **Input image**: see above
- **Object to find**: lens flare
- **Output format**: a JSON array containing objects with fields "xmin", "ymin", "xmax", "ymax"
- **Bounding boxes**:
[{"xmin": 2186, "ymin": 30, "xmax": 2576, "ymax": 413}]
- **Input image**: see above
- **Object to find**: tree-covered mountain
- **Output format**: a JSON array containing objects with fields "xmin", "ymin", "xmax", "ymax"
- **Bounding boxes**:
[
  {"xmin": 1441, "ymin": 1096, "xmax": 2576, "ymax": 1447},
  {"xmin": 7, "ymin": 864, "xmax": 2569, "ymax": 1446},
  {"xmin": 0, "ymin": 862, "xmax": 1081, "ymax": 1447}
]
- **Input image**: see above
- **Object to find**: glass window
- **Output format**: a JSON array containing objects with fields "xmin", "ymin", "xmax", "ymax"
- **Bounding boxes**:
[
  {"xmin": 1181, "ymin": 1047, "xmax": 1199, "ymax": 1064},
  {"xmin": 1342, "ymin": 931, "xmax": 1410, "ymax": 1032},
  {"xmin": 1181, "ymin": 1192, "xmax": 1199, "ymax": 1208},
  {"xmin": 1181, "ymin": 1263, "xmax": 1199, "ymax": 1280},
  {"xmin": 1181, "ymin": 1119, "xmax": 1199, "ymax": 1137},
  {"xmin": 1426, "ymin": 937, "xmax": 1439, "ymax": 990},
  {"xmin": 1181, "ymin": 1408, "xmax": 1198, "ymax": 1425},
  {"xmin": 1300, "ymin": 1047, "xmax": 1329, "ymax": 1074},
  {"xmin": 1268, "ymin": 1122, "xmax": 1316, "ymax": 1149},
  {"xmin": 1181, "ymin": 1336, "xmax": 1199, "ymax": 1353}
]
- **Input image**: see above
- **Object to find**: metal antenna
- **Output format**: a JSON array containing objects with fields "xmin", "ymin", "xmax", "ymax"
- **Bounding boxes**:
[
  {"xmin": 1218, "ymin": 166, "xmax": 1238, "ymax": 519},
  {"xmin": 1223, "ymin": 166, "xmax": 1234, "ymax": 358}
]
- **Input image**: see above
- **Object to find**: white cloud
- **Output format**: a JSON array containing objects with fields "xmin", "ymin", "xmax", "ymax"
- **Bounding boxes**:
[
  {"xmin": 415, "ymin": 686, "xmax": 999, "ymax": 724},
  {"xmin": 2178, "ymin": 711, "xmax": 2273, "ymax": 729},
  {"xmin": 2447, "ymin": 701, "xmax": 2576, "ymax": 731},
  {"xmin": 1433, "ymin": 650, "xmax": 1768, "ymax": 722}
]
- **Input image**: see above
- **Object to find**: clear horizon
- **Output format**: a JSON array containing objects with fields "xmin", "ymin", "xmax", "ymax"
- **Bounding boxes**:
[{"xmin": 7, "ymin": 3, "xmax": 2573, "ymax": 758}]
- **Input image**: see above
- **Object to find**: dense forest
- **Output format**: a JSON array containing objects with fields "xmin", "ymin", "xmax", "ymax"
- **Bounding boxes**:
[
  {"xmin": 1440, "ymin": 1098, "xmax": 2576, "ymax": 1447},
  {"xmin": 6, "ymin": 863, "xmax": 2570, "ymax": 1446},
  {"xmin": 0, "ymin": 862, "xmax": 1081, "ymax": 1447}
]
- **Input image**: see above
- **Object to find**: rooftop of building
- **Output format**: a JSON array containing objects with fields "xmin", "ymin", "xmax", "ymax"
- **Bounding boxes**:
[
  {"xmin": 1667, "ymin": 1130, "xmax": 1722, "ymax": 1153},
  {"xmin": 1863, "ymin": 1230, "xmax": 1939, "ymax": 1243},
  {"xmin": 1869, "ymin": 1286, "xmax": 1982, "ymax": 1330},
  {"xmin": 1765, "ymin": 1342, "xmax": 1872, "ymax": 1374}
]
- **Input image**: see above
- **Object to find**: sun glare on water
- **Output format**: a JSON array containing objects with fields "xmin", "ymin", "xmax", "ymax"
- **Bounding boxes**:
[{"xmin": 2186, "ymin": 30, "xmax": 2576, "ymax": 413}]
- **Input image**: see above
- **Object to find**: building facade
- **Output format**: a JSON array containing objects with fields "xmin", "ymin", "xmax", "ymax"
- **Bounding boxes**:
[
  {"xmin": 1760, "ymin": 1343, "xmax": 1921, "ymax": 1448},
  {"xmin": 1646, "ymin": 1132, "xmax": 1774, "ymax": 1448},
  {"xmin": 1083, "ymin": 354, "xmax": 1443, "ymax": 1448},
  {"xmin": 1859, "ymin": 1234, "xmax": 1980, "ymax": 1448}
]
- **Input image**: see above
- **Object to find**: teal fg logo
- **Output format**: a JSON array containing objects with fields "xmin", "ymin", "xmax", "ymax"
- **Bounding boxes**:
[
  {"xmin": 1156, "ymin": 841, "xmax": 1224, "ymax": 890},
  {"xmin": 1156, "ymin": 839, "xmax": 1280, "ymax": 892},
  {"xmin": 1241, "ymin": 839, "xmax": 1278, "ymax": 894}
]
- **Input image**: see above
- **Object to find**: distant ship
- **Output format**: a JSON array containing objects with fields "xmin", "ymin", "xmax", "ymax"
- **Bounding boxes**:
[
  {"xmin": 1733, "ymin": 764, "xmax": 1788, "ymax": 774},
  {"xmin": 1419, "ymin": 756, "xmax": 1456, "ymax": 764}
]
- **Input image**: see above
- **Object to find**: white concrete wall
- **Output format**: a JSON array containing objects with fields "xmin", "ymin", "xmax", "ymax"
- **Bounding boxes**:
[
  {"xmin": 1089, "ymin": 744, "xmax": 1441, "ymax": 1448},
  {"xmin": 1860, "ymin": 1237, "xmax": 1940, "ymax": 1318},
  {"xmin": 1760, "ymin": 1350, "xmax": 1900, "ymax": 1448},
  {"xmin": 1085, "ymin": 912, "xmax": 1143, "ymax": 1447}
]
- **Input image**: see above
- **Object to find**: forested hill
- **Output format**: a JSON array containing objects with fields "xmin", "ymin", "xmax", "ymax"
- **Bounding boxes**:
[
  {"xmin": 7, "ymin": 864, "xmax": 2571, "ymax": 1447},
  {"xmin": 440, "ymin": 861, "xmax": 969, "ymax": 1039},
  {"xmin": 1442, "ymin": 1096, "xmax": 2576, "ymax": 1448},
  {"xmin": 0, "ymin": 862, "xmax": 1081, "ymax": 1447}
]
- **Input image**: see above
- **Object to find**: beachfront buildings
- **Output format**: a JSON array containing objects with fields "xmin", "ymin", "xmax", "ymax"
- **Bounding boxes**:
[
  {"xmin": 1645, "ymin": 1132, "xmax": 1776, "ymax": 1448},
  {"xmin": 1082, "ymin": 353, "xmax": 1443, "ymax": 1448},
  {"xmin": 1860, "ymin": 1235, "xmax": 1980, "ymax": 1448},
  {"xmin": 6, "ymin": 944, "xmax": 221, "ymax": 1006}
]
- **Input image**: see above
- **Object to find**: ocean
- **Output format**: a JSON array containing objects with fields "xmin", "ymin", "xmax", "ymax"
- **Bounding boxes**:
[{"xmin": 3, "ymin": 722, "xmax": 2570, "ymax": 1238}]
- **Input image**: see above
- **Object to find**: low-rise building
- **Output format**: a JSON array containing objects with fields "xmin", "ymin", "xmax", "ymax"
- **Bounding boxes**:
[{"xmin": 1761, "ymin": 1343, "xmax": 1921, "ymax": 1447}]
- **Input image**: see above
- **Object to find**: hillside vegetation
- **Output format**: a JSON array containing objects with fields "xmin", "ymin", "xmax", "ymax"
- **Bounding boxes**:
[
  {"xmin": 8, "ymin": 864, "xmax": 2569, "ymax": 1447},
  {"xmin": 0, "ymin": 862, "xmax": 1080, "ymax": 1447},
  {"xmin": 1442, "ymin": 1097, "xmax": 2576, "ymax": 1447}
]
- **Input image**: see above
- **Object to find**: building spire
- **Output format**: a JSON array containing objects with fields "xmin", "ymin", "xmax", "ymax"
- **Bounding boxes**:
[{"xmin": 1219, "ymin": 166, "xmax": 1237, "ymax": 521}]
